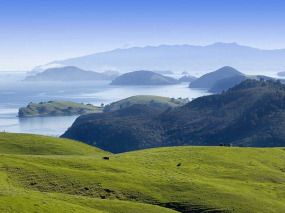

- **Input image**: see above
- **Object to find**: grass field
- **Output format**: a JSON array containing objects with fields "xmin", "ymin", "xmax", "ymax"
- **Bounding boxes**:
[{"xmin": 0, "ymin": 132, "xmax": 284, "ymax": 212}]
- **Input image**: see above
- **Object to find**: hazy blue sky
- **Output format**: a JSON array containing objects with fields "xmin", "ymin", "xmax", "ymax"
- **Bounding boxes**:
[{"xmin": 0, "ymin": 0, "xmax": 285, "ymax": 70}]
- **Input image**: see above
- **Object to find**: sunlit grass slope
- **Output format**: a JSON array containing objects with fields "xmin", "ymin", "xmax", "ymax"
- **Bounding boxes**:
[
  {"xmin": 0, "ymin": 133, "xmax": 108, "ymax": 155},
  {"xmin": 0, "ymin": 132, "xmax": 284, "ymax": 212},
  {"xmin": 104, "ymin": 95, "xmax": 188, "ymax": 111}
]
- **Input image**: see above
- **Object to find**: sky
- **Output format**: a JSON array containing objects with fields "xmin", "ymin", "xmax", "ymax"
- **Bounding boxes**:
[{"xmin": 0, "ymin": 0, "xmax": 285, "ymax": 71}]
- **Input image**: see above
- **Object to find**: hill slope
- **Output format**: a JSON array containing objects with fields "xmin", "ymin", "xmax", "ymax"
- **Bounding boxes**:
[
  {"xmin": 208, "ymin": 75, "xmax": 248, "ymax": 93},
  {"xmin": 0, "ymin": 133, "xmax": 284, "ymax": 212},
  {"xmin": 189, "ymin": 66, "xmax": 243, "ymax": 89},
  {"xmin": 62, "ymin": 79, "xmax": 285, "ymax": 153},
  {"xmin": 178, "ymin": 75, "xmax": 197, "ymax": 82},
  {"xmin": 104, "ymin": 95, "xmax": 189, "ymax": 111},
  {"xmin": 32, "ymin": 42, "xmax": 285, "ymax": 73},
  {"xmin": 0, "ymin": 133, "xmax": 108, "ymax": 155},
  {"xmin": 25, "ymin": 66, "xmax": 117, "ymax": 81},
  {"xmin": 110, "ymin": 70, "xmax": 179, "ymax": 85},
  {"xmin": 208, "ymin": 74, "xmax": 277, "ymax": 94}
]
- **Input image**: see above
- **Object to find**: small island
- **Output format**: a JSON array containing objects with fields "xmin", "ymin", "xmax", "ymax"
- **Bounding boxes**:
[
  {"xmin": 18, "ymin": 96, "xmax": 189, "ymax": 117},
  {"xmin": 110, "ymin": 70, "xmax": 180, "ymax": 85},
  {"xmin": 178, "ymin": 75, "xmax": 197, "ymax": 82},
  {"xmin": 24, "ymin": 66, "xmax": 118, "ymax": 81},
  {"xmin": 18, "ymin": 101, "xmax": 103, "ymax": 117}
]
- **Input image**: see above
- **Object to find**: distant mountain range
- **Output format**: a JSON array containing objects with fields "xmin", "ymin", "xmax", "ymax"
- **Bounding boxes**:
[{"xmin": 32, "ymin": 42, "xmax": 285, "ymax": 74}]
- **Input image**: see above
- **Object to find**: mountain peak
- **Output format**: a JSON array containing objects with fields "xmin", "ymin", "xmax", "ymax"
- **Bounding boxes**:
[
  {"xmin": 212, "ymin": 42, "xmax": 238, "ymax": 45},
  {"xmin": 216, "ymin": 66, "xmax": 240, "ymax": 73},
  {"xmin": 208, "ymin": 42, "xmax": 242, "ymax": 48}
]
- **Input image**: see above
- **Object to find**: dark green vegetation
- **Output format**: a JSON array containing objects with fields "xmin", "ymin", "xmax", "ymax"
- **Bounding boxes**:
[
  {"xmin": 190, "ymin": 66, "xmax": 277, "ymax": 93},
  {"xmin": 63, "ymin": 79, "xmax": 285, "ymax": 153},
  {"xmin": 110, "ymin": 70, "xmax": 179, "ymax": 85},
  {"xmin": 1, "ymin": 133, "xmax": 285, "ymax": 212},
  {"xmin": 104, "ymin": 95, "xmax": 189, "ymax": 112},
  {"xmin": 18, "ymin": 96, "xmax": 188, "ymax": 117},
  {"xmin": 178, "ymin": 75, "xmax": 197, "ymax": 83},
  {"xmin": 208, "ymin": 75, "xmax": 247, "ymax": 93},
  {"xmin": 18, "ymin": 101, "xmax": 102, "ymax": 117},
  {"xmin": 209, "ymin": 74, "xmax": 278, "ymax": 93},
  {"xmin": 189, "ymin": 66, "xmax": 243, "ymax": 89},
  {"xmin": 24, "ymin": 66, "xmax": 117, "ymax": 81}
]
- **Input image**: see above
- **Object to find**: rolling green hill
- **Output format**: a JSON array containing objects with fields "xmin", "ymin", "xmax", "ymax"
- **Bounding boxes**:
[
  {"xmin": 0, "ymin": 133, "xmax": 107, "ymax": 155},
  {"xmin": 104, "ymin": 95, "xmax": 189, "ymax": 112},
  {"xmin": 18, "ymin": 101, "xmax": 103, "ymax": 117},
  {"xmin": 0, "ymin": 132, "xmax": 284, "ymax": 212}
]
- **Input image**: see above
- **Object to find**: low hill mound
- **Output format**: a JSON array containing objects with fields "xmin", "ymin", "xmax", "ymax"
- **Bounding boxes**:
[
  {"xmin": 24, "ymin": 66, "xmax": 117, "ymax": 81},
  {"xmin": 110, "ymin": 71, "xmax": 179, "ymax": 85},
  {"xmin": 104, "ymin": 95, "xmax": 188, "ymax": 112},
  {"xmin": 178, "ymin": 75, "xmax": 197, "ymax": 82}
]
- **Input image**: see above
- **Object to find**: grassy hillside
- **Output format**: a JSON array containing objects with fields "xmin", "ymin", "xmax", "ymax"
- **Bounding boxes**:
[
  {"xmin": 18, "ymin": 101, "xmax": 103, "ymax": 117},
  {"xmin": 104, "ymin": 95, "xmax": 189, "ymax": 111},
  {"xmin": 0, "ymin": 133, "xmax": 108, "ymax": 155},
  {"xmin": 0, "ymin": 133, "xmax": 284, "ymax": 212}
]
